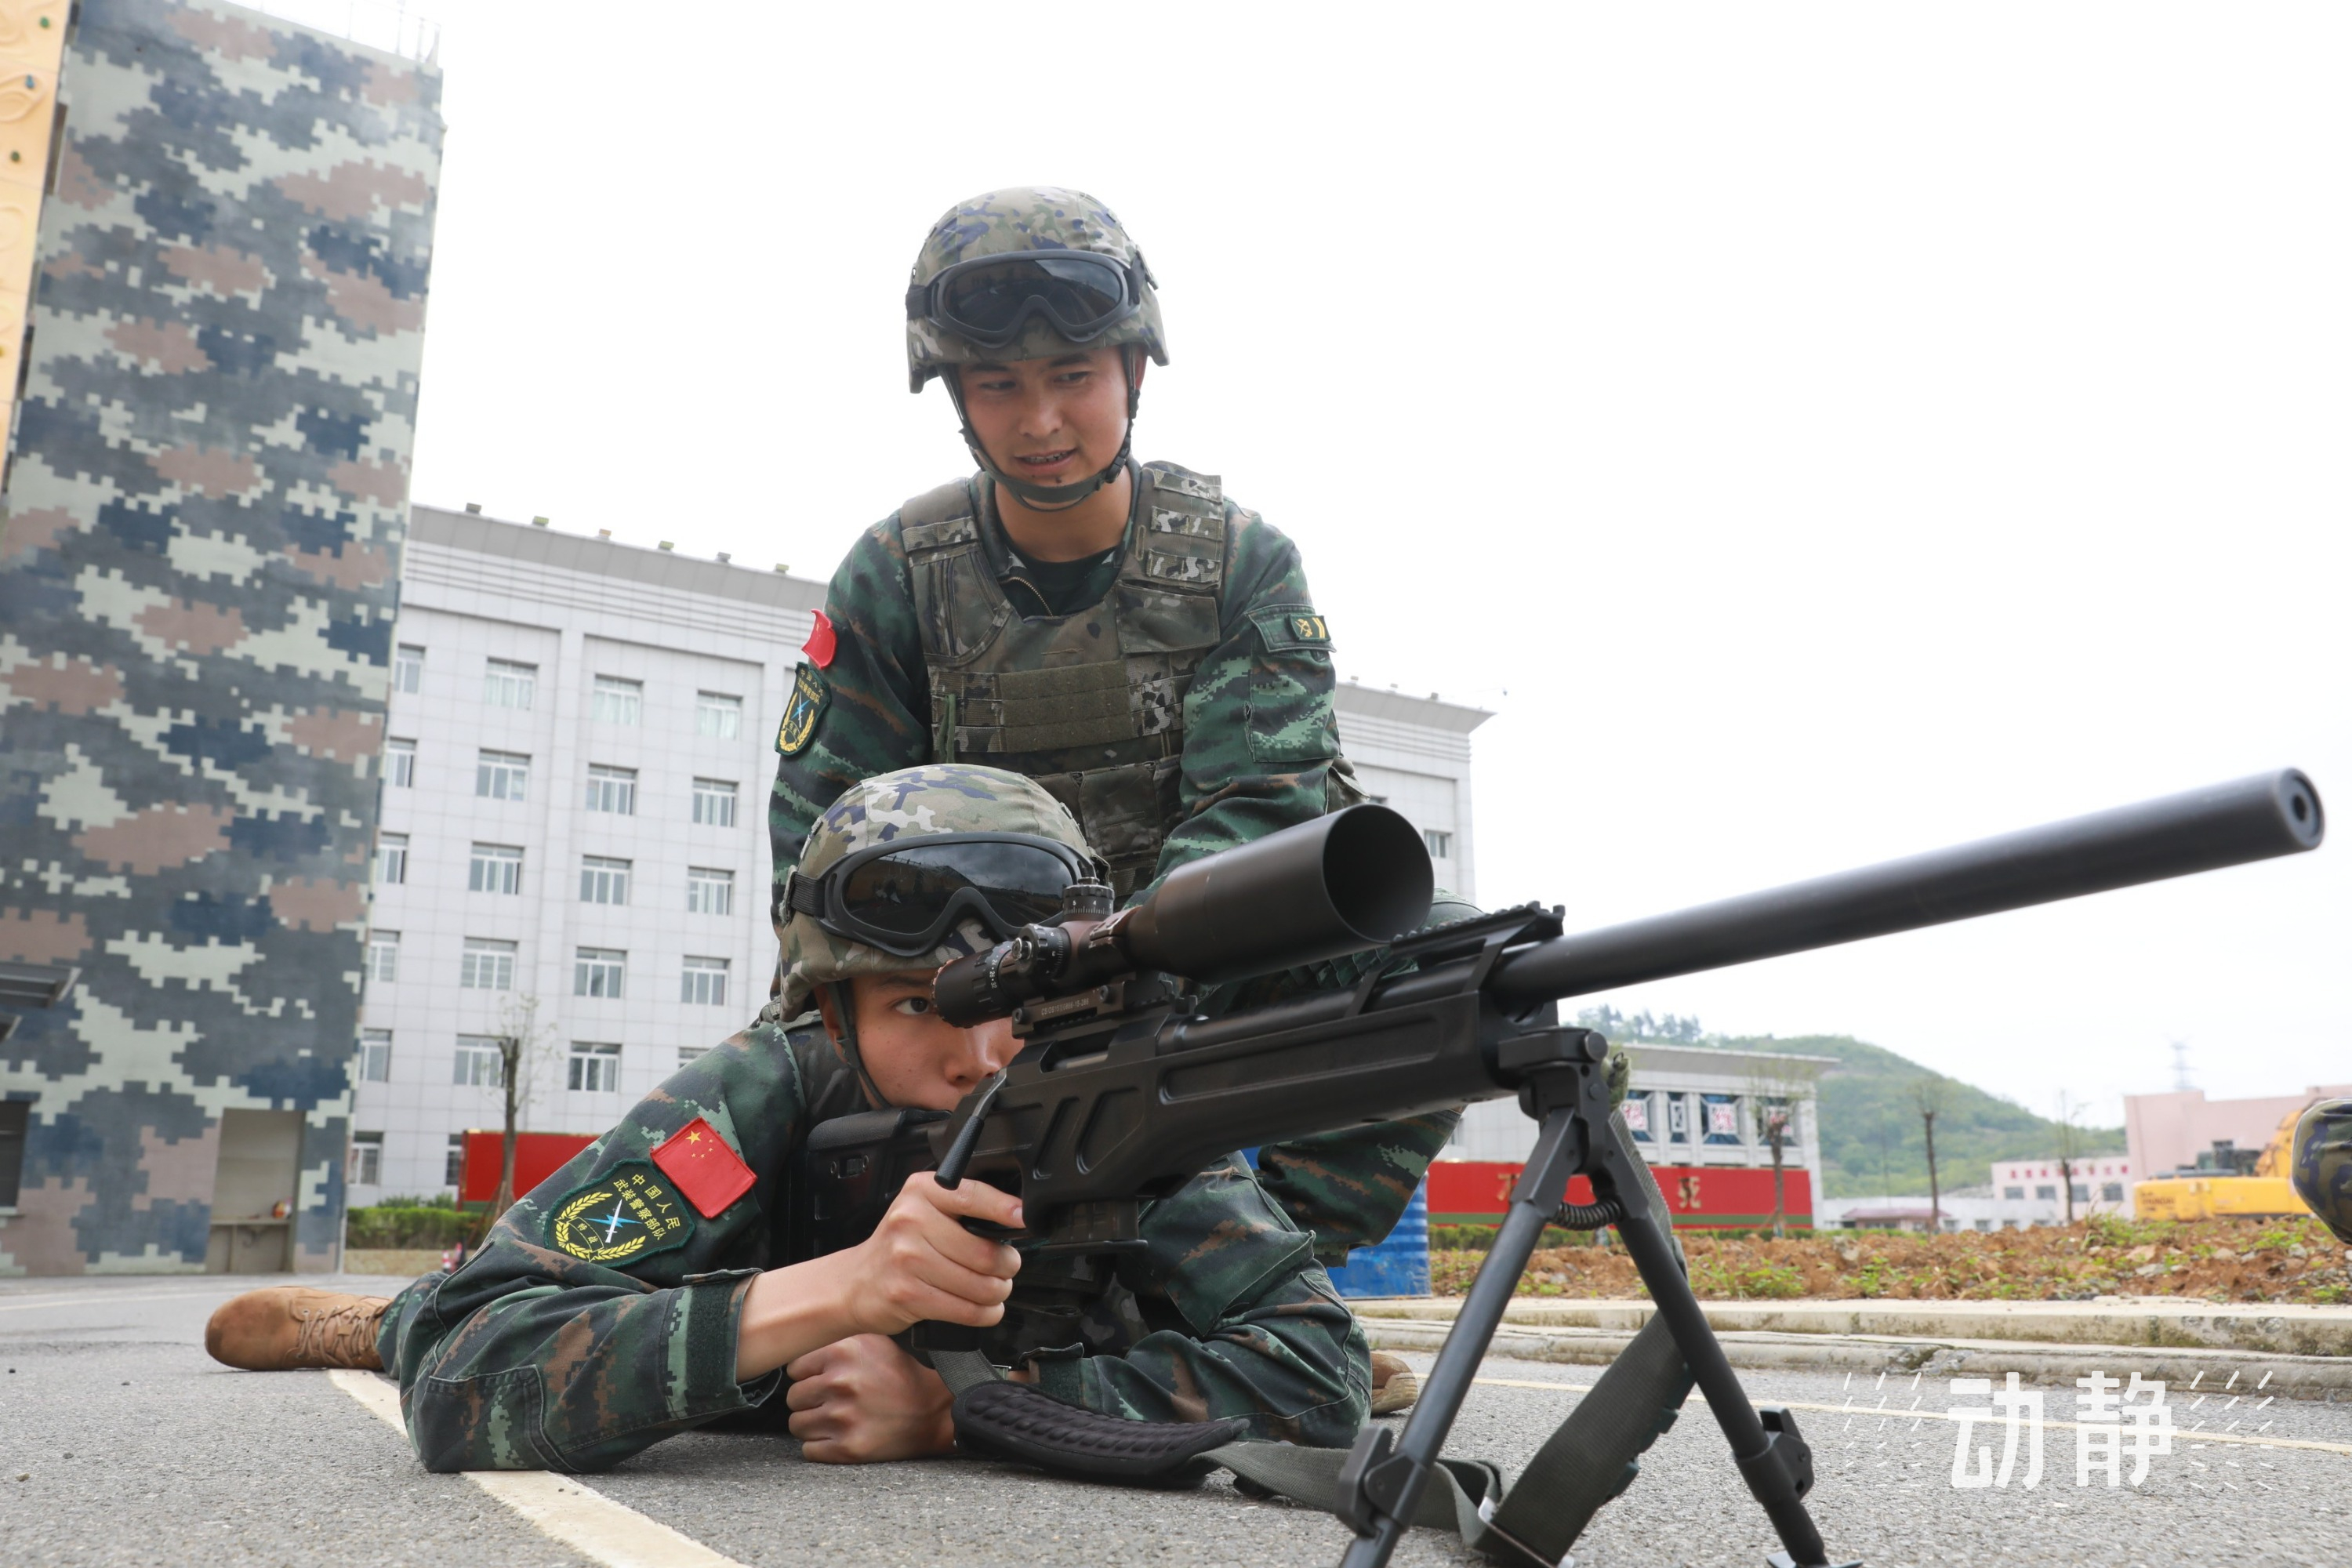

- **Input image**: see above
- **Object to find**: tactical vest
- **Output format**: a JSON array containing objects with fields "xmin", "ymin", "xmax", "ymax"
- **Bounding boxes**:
[{"xmin": 897, "ymin": 462, "xmax": 1228, "ymax": 897}]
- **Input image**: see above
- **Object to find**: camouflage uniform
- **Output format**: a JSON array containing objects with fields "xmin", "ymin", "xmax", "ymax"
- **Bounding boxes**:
[
  {"xmin": 376, "ymin": 764, "xmax": 1369, "ymax": 1472},
  {"xmin": 2292, "ymin": 1098, "xmax": 2352, "ymax": 1247},
  {"xmin": 768, "ymin": 188, "xmax": 1457, "ymax": 1262}
]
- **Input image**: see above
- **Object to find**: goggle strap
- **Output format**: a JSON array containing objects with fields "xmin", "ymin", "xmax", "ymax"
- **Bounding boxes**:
[{"xmin": 782, "ymin": 871, "xmax": 826, "ymax": 919}]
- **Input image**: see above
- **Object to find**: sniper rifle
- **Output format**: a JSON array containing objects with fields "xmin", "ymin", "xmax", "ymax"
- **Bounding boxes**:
[{"xmin": 794, "ymin": 769, "xmax": 2324, "ymax": 1568}]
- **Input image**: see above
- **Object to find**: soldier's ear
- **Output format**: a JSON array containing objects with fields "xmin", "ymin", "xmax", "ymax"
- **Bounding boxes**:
[{"xmin": 814, "ymin": 984, "xmax": 844, "ymax": 1040}]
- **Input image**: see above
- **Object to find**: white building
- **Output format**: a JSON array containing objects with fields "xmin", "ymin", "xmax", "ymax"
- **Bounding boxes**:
[
  {"xmin": 1989, "ymin": 1155, "xmax": 2139, "ymax": 1225},
  {"xmin": 351, "ymin": 506, "xmax": 1490, "ymax": 1203}
]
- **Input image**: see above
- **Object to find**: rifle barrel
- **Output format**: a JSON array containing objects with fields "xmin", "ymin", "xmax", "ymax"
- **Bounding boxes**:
[{"xmin": 1489, "ymin": 768, "xmax": 2322, "ymax": 1010}]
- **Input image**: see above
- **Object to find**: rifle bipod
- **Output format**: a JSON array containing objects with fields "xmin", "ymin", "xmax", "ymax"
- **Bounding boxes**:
[{"xmin": 1333, "ymin": 1029, "xmax": 1860, "ymax": 1568}]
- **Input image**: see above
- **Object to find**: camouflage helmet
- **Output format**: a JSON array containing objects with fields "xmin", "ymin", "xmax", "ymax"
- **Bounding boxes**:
[
  {"xmin": 775, "ymin": 762, "xmax": 1097, "ymax": 1019},
  {"xmin": 905, "ymin": 186, "xmax": 1168, "ymax": 394},
  {"xmin": 2292, "ymin": 1098, "xmax": 2352, "ymax": 1247}
]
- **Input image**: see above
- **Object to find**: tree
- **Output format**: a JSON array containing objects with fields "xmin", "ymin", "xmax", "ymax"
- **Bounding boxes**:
[
  {"xmin": 484, "ymin": 993, "xmax": 558, "ymax": 1229},
  {"xmin": 1745, "ymin": 1057, "xmax": 1819, "ymax": 1240},
  {"xmin": 1912, "ymin": 1077, "xmax": 1948, "ymax": 1233},
  {"xmin": 2053, "ymin": 1091, "xmax": 2086, "ymax": 1226}
]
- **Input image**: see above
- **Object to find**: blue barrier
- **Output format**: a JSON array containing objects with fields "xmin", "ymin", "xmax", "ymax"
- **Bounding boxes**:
[{"xmin": 1323, "ymin": 1177, "xmax": 1431, "ymax": 1298}]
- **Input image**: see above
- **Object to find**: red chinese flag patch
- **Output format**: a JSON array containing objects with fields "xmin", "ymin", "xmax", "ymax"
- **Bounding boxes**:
[
  {"xmin": 651, "ymin": 1117, "xmax": 757, "ymax": 1218},
  {"xmin": 803, "ymin": 609, "xmax": 837, "ymax": 670}
]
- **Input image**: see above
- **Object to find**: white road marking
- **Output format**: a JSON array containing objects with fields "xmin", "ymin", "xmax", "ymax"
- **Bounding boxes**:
[
  {"xmin": 0, "ymin": 1290, "xmax": 234, "ymax": 1313},
  {"xmin": 1467, "ymin": 1377, "xmax": 2352, "ymax": 1459},
  {"xmin": 328, "ymin": 1369, "xmax": 748, "ymax": 1568}
]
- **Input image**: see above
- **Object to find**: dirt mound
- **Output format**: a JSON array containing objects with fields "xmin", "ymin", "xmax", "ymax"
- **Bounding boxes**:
[{"xmin": 1430, "ymin": 1214, "xmax": 2349, "ymax": 1304}]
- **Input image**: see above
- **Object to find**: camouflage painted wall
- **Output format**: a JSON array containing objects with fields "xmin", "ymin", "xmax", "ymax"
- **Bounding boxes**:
[{"xmin": 0, "ymin": 0, "xmax": 440, "ymax": 1272}]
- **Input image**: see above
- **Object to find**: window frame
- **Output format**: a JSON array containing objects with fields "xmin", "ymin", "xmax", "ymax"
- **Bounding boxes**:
[
  {"xmin": 366, "ymin": 930, "xmax": 399, "ymax": 984},
  {"xmin": 1423, "ymin": 828, "xmax": 1453, "ymax": 860},
  {"xmin": 358, "ymin": 1029, "xmax": 392, "ymax": 1083},
  {"xmin": 567, "ymin": 1041, "xmax": 623, "ymax": 1094},
  {"xmin": 468, "ymin": 842, "xmax": 524, "ymax": 895},
  {"xmin": 393, "ymin": 644, "xmax": 425, "ymax": 695},
  {"xmin": 348, "ymin": 1131, "xmax": 383, "ymax": 1187},
  {"xmin": 592, "ymin": 674, "xmax": 644, "ymax": 727},
  {"xmin": 375, "ymin": 833, "xmax": 408, "ymax": 887},
  {"xmin": 386, "ymin": 737, "xmax": 416, "ymax": 788},
  {"xmin": 579, "ymin": 855, "xmax": 632, "ymax": 906},
  {"xmin": 681, "ymin": 955, "xmax": 730, "ymax": 1007},
  {"xmin": 475, "ymin": 750, "xmax": 531, "ymax": 803},
  {"xmin": 452, "ymin": 1036, "xmax": 506, "ymax": 1087},
  {"xmin": 459, "ymin": 938, "xmax": 517, "ymax": 992},
  {"xmin": 691, "ymin": 777, "xmax": 739, "ymax": 828},
  {"xmin": 685, "ymin": 866, "xmax": 735, "ymax": 916},
  {"xmin": 695, "ymin": 690, "xmax": 743, "ymax": 740},
  {"xmin": 485, "ymin": 658, "xmax": 539, "ymax": 710},
  {"xmin": 584, "ymin": 764, "xmax": 637, "ymax": 815},
  {"xmin": 575, "ymin": 947, "xmax": 626, "ymax": 1000}
]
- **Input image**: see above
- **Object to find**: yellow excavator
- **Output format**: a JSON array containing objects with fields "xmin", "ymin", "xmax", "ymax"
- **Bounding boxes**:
[{"xmin": 2135, "ymin": 1100, "xmax": 2319, "ymax": 1221}]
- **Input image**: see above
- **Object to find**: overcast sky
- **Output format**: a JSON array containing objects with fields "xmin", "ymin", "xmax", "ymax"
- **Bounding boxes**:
[{"xmin": 357, "ymin": 2, "xmax": 2345, "ymax": 1132}]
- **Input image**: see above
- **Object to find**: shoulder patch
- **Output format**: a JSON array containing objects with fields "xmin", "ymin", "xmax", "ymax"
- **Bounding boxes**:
[
  {"xmin": 547, "ymin": 1163, "xmax": 697, "ymax": 1265},
  {"xmin": 652, "ymin": 1115, "xmax": 760, "ymax": 1218},
  {"xmin": 777, "ymin": 662, "xmax": 830, "ymax": 755},
  {"xmin": 1250, "ymin": 604, "xmax": 1331, "ymax": 652}
]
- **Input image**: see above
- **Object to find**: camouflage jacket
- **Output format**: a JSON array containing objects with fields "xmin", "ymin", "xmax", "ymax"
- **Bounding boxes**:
[
  {"xmin": 376, "ymin": 1019, "xmax": 1369, "ymax": 1473},
  {"xmin": 768, "ymin": 462, "xmax": 1349, "ymax": 902}
]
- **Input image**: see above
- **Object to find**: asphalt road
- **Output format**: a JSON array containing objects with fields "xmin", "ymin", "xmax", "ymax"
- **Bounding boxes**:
[{"xmin": 3, "ymin": 1274, "xmax": 2347, "ymax": 1568}]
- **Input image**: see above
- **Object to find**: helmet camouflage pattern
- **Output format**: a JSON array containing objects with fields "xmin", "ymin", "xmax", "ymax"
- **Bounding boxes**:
[
  {"xmin": 906, "ymin": 185, "xmax": 1169, "ymax": 392},
  {"xmin": 776, "ymin": 763, "xmax": 1096, "ymax": 1017},
  {"xmin": 2292, "ymin": 1098, "xmax": 2352, "ymax": 1247}
]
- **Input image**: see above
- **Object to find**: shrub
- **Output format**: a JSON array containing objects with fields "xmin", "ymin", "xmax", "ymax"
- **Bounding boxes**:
[
  {"xmin": 1430, "ymin": 1223, "xmax": 1594, "ymax": 1251},
  {"xmin": 347, "ymin": 1203, "xmax": 470, "ymax": 1249}
]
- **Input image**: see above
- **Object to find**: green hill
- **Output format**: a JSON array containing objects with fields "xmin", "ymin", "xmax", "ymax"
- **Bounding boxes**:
[{"xmin": 1575, "ymin": 1008, "xmax": 2126, "ymax": 1200}]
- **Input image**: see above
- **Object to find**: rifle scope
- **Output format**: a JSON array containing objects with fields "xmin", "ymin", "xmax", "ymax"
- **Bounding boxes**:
[
  {"xmin": 1487, "ymin": 768, "xmax": 2323, "ymax": 1010},
  {"xmin": 935, "ymin": 804, "xmax": 1433, "ymax": 1025}
]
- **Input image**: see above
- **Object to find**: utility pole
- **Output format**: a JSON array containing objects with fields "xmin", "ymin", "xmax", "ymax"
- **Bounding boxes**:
[{"xmin": 2171, "ymin": 1040, "xmax": 2193, "ymax": 1093}]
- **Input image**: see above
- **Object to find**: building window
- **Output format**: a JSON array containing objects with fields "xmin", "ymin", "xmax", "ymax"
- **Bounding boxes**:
[
  {"xmin": 394, "ymin": 644, "xmax": 424, "ymax": 694},
  {"xmin": 358, "ymin": 1029, "xmax": 392, "ymax": 1083},
  {"xmin": 469, "ymin": 843, "xmax": 524, "ymax": 895},
  {"xmin": 0, "ymin": 1100, "xmax": 30, "ymax": 1208},
  {"xmin": 568, "ymin": 1042, "xmax": 622, "ymax": 1093},
  {"xmin": 580, "ymin": 855, "xmax": 631, "ymax": 906},
  {"xmin": 476, "ymin": 750, "xmax": 529, "ymax": 802},
  {"xmin": 677, "ymin": 1046, "xmax": 709, "ymax": 1067},
  {"xmin": 575, "ymin": 948, "xmax": 626, "ymax": 1000},
  {"xmin": 681, "ymin": 956, "xmax": 729, "ymax": 1007},
  {"xmin": 2100, "ymin": 1182, "xmax": 2125, "ymax": 1203},
  {"xmin": 686, "ymin": 867, "xmax": 734, "ymax": 916},
  {"xmin": 375, "ymin": 833, "xmax": 408, "ymax": 887},
  {"xmin": 1424, "ymin": 829, "xmax": 1452, "ymax": 860},
  {"xmin": 2071, "ymin": 1183, "xmax": 2089, "ymax": 1203},
  {"xmin": 1975, "ymin": 1218, "xmax": 1994, "ymax": 1232},
  {"xmin": 348, "ymin": 1131, "xmax": 383, "ymax": 1186},
  {"xmin": 485, "ymin": 658, "xmax": 537, "ymax": 710},
  {"xmin": 386, "ymin": 738, "xmax": 416, "ymax": 788},
  {"xmin": 1621, "ymin": 1091, "xmax": 1654, "ymax": 1143},
  {"xmin": 445, "ymin": 1134, "xmax": 467, "ymax": 1188},
  {"xmin": 1701, "ymin": 1094, "xmax": 1744, "ymax": 1145},
  {"xmin": 586, "ymin": 764, "xmax": 637, "ymax": 815},
  {"xmin": 453, "ymin": 1036, "xmax": 505, "ymax": 1087},
  {"xmin": 1666, "ymin": 1094, "xmax": 1690, "ymax": 1142},
  {"xmin": 2034, "ymin": 1185, "xmax": 2057, "ymax": 1202},
  {"xmin": 692, "ymin": 778, "xmax": 737, "ymax": 828},
  {"xmin": 593, "ymin": 675, "xmax": 643, "ymax": 726},
  {"xmin": 695, "ymin": 691, "xmax": 742, "ymax": 740},
  {"xmin": 460, "ymin": 938, "xmax": 517, "ymax": 992},
  {"xmin": 2002, "ymin": 1185, "xmax": 2024, "ymax": 1200},
  {"xmin": 366, "ymin": 931, "xmax": 399, "ymax": 984}
]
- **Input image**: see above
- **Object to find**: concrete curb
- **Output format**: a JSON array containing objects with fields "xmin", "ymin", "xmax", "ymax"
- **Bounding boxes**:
[
  {"xmin": 1353, "ymin": 1295, "xmax": 2352, "ymax": 1357},
  {"xmin": 1364, "ymin": 1319, "xmax": 2352, "ymax": 1393}
]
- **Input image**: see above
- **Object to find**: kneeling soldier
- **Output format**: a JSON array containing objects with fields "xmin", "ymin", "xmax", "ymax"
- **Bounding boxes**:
[{"xmin": 206, "ymin": 765, "xmax": 1370, "ymax": 1470}]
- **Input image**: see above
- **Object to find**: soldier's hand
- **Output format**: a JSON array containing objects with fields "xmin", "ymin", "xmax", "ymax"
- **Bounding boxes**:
[
  {"xmin": 784, "ymin": 1334, "xmax": 955, "ymax": 1462},
  {"xmin": 848, "ymin": 1171, "xmax": 1022, "ymax": 1337}
]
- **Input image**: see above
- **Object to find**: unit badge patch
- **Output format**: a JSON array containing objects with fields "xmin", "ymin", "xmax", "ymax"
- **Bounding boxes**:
[
  {"xmin": 776, "ymin": 662, "xmax": 829, "ymax": 756},
  {"xmin": 548, "ymin": 1163, "xmax": 695, "ymax": 1265}
]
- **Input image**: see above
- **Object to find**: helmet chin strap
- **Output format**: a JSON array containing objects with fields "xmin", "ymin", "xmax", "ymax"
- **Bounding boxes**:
[
  {"xmin": 946, "ymin": 343, "xmax": 1143, "ymax": 513},
  {"xmin": 822, "ymin": 979, "xmax": 893, "ymax": 1110}
]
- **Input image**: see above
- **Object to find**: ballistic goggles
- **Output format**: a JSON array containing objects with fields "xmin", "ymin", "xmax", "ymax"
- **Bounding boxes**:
[
  {"xmin": 906, "ymin": 252, "xmax": 1142, "ymax": 351},
  {"xmin": 782, "ymin": 833, "xmax": 1106, "ymax": 958}
]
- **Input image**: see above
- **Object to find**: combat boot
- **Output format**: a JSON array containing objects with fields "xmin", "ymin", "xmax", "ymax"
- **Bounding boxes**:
[
  {"xmin": 205, "ymin": 1287, "xmax": 390, "ymax": 1371},
  {"xmin": 1368, "ymin": 1348, "xmax": 1420, "ymax": 1416}
]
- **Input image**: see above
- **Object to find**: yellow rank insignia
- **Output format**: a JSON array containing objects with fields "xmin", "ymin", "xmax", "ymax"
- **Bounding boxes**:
[
  {"xmin": 776, "ymin": 662, "xmax": 829, "ymax": 757},
  {"xmin": 1290, "ymin": 615, "xmax": 1330, "ymax": 643},
  {"xmin": 548, "ymin": 1163, "xmax": 696, "ymax": 1265}
]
